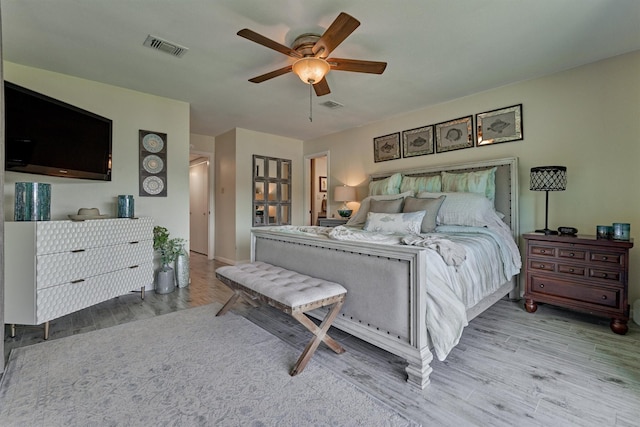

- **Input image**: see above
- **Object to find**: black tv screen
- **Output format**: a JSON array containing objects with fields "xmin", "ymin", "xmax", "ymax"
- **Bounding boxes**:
[{"xmin": 4, "ymin": 81, "xmax": 112, "ymax": 181}]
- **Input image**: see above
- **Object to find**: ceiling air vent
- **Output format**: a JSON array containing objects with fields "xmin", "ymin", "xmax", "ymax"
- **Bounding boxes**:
[
  {"xmin": 143, "ymin": 35, "xmax": 189, "ymax": 58},
  {"xmin": 320, "ymin": 100, "xmax": 344, "ymax": 109}
]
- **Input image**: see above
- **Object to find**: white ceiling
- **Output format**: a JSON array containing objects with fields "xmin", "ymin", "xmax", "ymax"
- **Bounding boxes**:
[{"xmin": 2, "ymin": 0, "xmax": 639, "ymax": 141}]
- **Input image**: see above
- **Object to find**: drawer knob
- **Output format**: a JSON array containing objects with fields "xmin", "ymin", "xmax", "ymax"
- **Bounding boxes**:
[
  {"xmin": 539, "ymin": 283, "xmax": 545, "ymax": 288},
  {"xmin": 602, "ymin": 273, "xmax": 607, "ymax": 278},
  {"xmin": 602, "ymin": 295, "xmax": 607, "ymax": 300},
  {"xmin": 540, "ymin": 250, "xmax": 546, "ymax": 253},
  {"xmin": 569, "ymin": 252, "xmax": 575, "ymax": 257},
  {"xmin": 538, "ymin": 264, "xmax": 545, "ymax": 268},
  {"xmin": 602, "ymin": 256, "xmax": 608, "ymax": 261},
  {"xmin": 569, "ymin": 268, "xmax": 575, "ymax": 272}
]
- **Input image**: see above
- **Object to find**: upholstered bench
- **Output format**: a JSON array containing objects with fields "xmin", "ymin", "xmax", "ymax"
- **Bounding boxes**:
[{"xmin": 215, "ymin": 261, "xmax": 347, "ymax": 376}]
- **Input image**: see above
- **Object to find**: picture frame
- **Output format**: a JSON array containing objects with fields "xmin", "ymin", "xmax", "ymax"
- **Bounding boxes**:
[
  {"xmin": 402, "ymin": 125, "xmax": 434, "ymax": 158},
  {"xmin": 435, "ymin": 116, "xmax": 474, "ymax": 153},
  {"xmin": 319, "ymin": 176, "xmax": 327, "ymax": 192},
  {"xmin": 476, "ymin": 104, "xmax": 523, "ymax": 146},
  {"xmin": 373, "ymin": 132, "xmax": 401, "ymax": 162}
]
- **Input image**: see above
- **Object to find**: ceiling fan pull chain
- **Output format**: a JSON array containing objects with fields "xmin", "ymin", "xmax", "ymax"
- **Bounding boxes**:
[{"xmin": 309, "ymin": 82, "xmax": 313, "ymax": 122}]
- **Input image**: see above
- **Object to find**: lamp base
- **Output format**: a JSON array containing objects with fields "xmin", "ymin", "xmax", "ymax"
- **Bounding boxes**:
[{"xmin": 535, "ymin": 228, "xmax": 558, "ymax": 235}]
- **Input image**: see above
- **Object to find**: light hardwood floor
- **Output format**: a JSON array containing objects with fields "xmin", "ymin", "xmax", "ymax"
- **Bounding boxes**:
[{"xmin": 4, "ymin": 252, "xmax": 640, "ymax": 426}]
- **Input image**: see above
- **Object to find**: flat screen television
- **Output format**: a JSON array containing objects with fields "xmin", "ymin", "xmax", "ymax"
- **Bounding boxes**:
[{"xmin": 4, "ymin": 81, "xmax": 112, "ymax": 181}]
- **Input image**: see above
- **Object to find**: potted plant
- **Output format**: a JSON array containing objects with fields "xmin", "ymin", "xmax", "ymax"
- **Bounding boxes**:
[{"xmin": 153, "ymin": 226, "xmax": 184, "ymax": 294}]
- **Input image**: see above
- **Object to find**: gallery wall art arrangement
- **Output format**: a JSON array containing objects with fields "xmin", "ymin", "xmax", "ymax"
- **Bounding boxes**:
[{"xmin": 374, "ymin": 104, "xmax": 523, "ymax": 162}]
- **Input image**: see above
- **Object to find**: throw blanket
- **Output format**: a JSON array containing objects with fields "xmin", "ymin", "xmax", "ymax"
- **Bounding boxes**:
[{"xmin": 401, "ymin": 235, "xmax": 466, "ymax": 266}]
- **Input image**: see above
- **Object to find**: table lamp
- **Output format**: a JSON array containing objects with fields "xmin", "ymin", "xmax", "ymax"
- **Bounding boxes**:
[
  {"xmin": 530, "ymin": 166, "xmax": 567, "ymax": 235},
  {"xmin": 334, "ymin": 185, "xmax": 356, "ymax": 218}
]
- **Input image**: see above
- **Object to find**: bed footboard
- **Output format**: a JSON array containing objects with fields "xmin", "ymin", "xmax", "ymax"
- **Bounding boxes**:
[{"xmin": 251, "ymin": 229, "xmax": 433, "ymax": 389}]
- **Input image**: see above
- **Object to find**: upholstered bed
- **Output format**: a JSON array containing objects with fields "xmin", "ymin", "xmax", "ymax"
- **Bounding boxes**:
[{"xmin": 250, "ymin": 157, "xmax": 521, "ymax": 389}]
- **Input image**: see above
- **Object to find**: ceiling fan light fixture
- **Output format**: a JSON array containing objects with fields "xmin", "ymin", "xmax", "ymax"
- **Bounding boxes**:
[{"xmin": 292, "ymin": 57, "xmax": 330, "ymax": 84}]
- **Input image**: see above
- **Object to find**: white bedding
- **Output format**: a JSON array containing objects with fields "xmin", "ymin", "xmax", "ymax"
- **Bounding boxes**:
[{"xmin": 272, "ymin": 223, "xmax": 521, "ymax": 360}]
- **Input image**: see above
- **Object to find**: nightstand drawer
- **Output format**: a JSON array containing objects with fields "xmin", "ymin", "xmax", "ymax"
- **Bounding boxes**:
[
  {"xmin": 588, "ymin": 268, "xmax": 621, "ymax": 283},
  {"xmin": 529, "ymin": 276, "xmax": 620, "ymax": 309},
  {"xmin": 529, "ymin": 245, "xmax": 556, "ymax": 257},
  {"xmin": 557, "ymin": 264, "xmax": 585, "ymax": 276},
  {"xmin": 528, "ymin": 259, "xmax": 555, "ymax": 272},
  {"xmin": 590, "ymin": 251, "xmax": 622, "ymax": 265},
  {"xmin": 558, "ymin": 248, "xmax": 586, "ymax": 260}
]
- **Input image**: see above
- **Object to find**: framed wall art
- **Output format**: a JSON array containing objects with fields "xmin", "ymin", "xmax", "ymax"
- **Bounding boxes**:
[
  {"xmin": 139, "ymin": 130, "xmax": 167, "ymax": 197},
  {"xmin": 402, "ymin": 125, "xmax": 434, "ymax": 158},
  {"xmin": 319, "ymin": 176, "xmax": 327, "ymax": 192},
  {"xmin": 476, "ymin": 104, "xmax": 523, "ymax": 146},
  {"xmin": 373, "ymin": 132, "xmax": 401, "ymax": 162},
  {"xmin": 435, "ymin": 116, "xmax": 473, "ymax": 153}
]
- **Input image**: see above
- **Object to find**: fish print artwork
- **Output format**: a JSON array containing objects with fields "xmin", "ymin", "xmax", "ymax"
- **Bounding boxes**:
[
  {"xmin": 374, "ymin": 132, "xmax": 401, "ymax": 162},
  {"xmin": 402, "ymin": 125, "xmax": 434, "ymax": 158},
  {"xmin": 476, "ymin": 104, "xmax": 523, "ymax": 146}
]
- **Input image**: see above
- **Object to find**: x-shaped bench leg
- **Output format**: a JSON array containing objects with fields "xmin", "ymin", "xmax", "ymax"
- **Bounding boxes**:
[
  {"xmin": 216, "ymin": 289, "xmax": 260, "ymax": 317},
  {"xmin": 290, "ymin": 298, "xmax": 345, "ymax": 376}
]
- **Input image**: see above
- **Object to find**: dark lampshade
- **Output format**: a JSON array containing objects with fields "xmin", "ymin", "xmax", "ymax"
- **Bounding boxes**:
[
  {"xmin": 530, "ymin": 166, "xmax": 567, "ymax": 235},
  {"xmin": 530, "ymin": 166, "xmax": 567, "ymax": 192}
]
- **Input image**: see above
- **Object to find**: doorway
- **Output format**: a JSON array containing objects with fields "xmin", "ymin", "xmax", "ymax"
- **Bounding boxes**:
[
  {"xmin": 189, "ymin": 156, "xmax": 210, "ymax": 255},
  {"xmin": 305, "ymin": 152, "xmax": 328, "ymax": 226}
]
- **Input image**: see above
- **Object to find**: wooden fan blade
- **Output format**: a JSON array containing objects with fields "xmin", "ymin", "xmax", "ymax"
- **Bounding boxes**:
[
  {"xmin": 238, "ymin": 29, "xmax": 302, "ymax": 58},
  {"xmin": 313, "ymin": 78, "xmax": 331, "ymax": 96},
  {"xmin": 327, "ymin": 58, "xmax": 387, "ymax": 74},
  {"xmin": 312, "ymin": 12, "xmax": 360, "ymax": 58},
  {"xmin": 248, "ymin": 65, "xmax": 293, "ymax": 83}
]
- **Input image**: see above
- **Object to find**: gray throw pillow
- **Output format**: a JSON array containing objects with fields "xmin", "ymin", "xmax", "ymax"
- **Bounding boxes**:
[
  {"xmin": 403, "ymin": 195, "xmax": 446, "ymax": 233},
  {"xmin": 369, "ymin": 198, "xmax": 403, "ymax": 214}
]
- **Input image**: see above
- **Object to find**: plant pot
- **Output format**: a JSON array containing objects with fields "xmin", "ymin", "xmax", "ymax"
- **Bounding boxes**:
[{"xmin": 155, "ymin": 266, "xmax": 176, "ymax": 294}]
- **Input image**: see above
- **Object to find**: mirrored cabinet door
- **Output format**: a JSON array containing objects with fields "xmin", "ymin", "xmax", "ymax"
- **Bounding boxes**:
[{"xmin": 253, "ymin": 155, "xmax": 291, "ymax": 226}]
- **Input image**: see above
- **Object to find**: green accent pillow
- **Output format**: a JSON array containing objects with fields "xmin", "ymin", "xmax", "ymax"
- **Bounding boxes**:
[
  {"xmin": 399, "ymin": 175, "xmax": 442, "ymax": 194},
  {"xmin": 368, "ymin": 173, "xmax": 402, "ymax": 196},
  {"xmin": 441, "ymin": 167, "xmax": 496, "ymax": 202}
]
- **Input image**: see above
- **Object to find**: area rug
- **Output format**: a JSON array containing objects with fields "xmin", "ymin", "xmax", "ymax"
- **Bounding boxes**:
[{"xmin": 0, "ymin": 304, "xmax": 417, "ymax": 426}]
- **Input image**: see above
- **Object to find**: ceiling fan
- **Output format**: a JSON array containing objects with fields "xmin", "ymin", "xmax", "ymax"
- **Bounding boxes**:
[{"xmin": 237, "ymin": 12, "xmax": 387, "ymax": 96}]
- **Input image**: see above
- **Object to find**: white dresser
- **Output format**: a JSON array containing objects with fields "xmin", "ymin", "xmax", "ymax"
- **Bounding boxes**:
[{"xmin": 4, "ymin": 217, "xmax": 154, "ymax": 338}]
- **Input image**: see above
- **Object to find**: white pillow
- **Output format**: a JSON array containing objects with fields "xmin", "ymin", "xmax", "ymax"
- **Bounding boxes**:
[
  {"xmin": 416, "ymin": 191, "xmax": 499, "ymax": 227},
  {"xmin": 347, "ymin": 191, "xmax": 414, "ymax": 227},
  {"xmin": 363, "ymin": 211, "xmax": 426, "ymax": 234}
]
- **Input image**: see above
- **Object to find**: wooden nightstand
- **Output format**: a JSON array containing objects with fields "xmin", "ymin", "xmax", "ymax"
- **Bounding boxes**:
[
  {"xmin": 318, "ymin": 218, "xmax": 349, "ymax": 227},
  {"xmin": 523, "ymin": 232, "xmax": 634, "ymax": 334}
]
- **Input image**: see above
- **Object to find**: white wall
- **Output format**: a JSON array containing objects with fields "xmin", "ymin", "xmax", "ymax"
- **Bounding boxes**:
[
  {"xmin": 4, "ymin": 62, "xmax": 190, "ymax": 247},
  {"xmin": 214, "ymin": 128, "xmax": 303, "ymax": 264},
  {"xmin": 304, "ymin": 50, "xmax": 640, "ymax": 303},
  {"xmin": 190, "ymin": 132, "xmax": 215, "ymax": 259},
  {"xmin": 214, "ymin": 129, "xmax": 237, "ymax": 264}
]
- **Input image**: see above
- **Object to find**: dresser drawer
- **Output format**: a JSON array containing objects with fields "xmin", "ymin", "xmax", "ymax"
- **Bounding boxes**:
[
  {"xmin": 528, "ymin": 276, "xmax": 621, "ymax": 310},
  {"xmin": 36, "ymin": 240, "xmax": 153, "ymax": 289}
]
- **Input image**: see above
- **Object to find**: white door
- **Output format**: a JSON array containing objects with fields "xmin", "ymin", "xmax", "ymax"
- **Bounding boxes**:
[{"xmin": 189, "ymin": 160, "xmax": 209, "ymax": 255}]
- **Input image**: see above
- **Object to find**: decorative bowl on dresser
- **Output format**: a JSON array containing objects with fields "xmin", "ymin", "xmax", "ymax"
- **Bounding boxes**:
[{"xmin": 523, "ymin": 232, "xmax": 634, "ymax": 334}]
